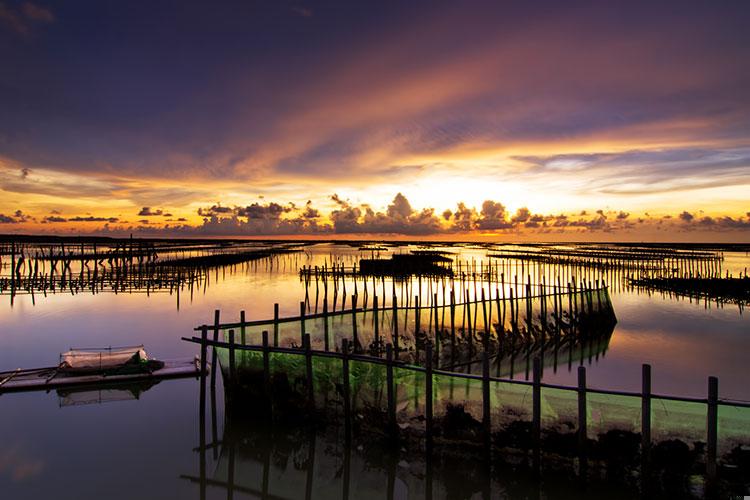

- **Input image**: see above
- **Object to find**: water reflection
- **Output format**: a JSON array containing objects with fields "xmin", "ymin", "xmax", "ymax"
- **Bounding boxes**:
[
  {"xmin": 185, "ymin": 390, "xmax": 647, "ymax": 500},
  {"xmin": 1, "ymin": 242, "xmax": 748, "ymax": 399}
]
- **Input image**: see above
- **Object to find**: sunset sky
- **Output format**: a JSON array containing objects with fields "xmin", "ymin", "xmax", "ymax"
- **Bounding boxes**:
[{"xmin": 1, "ymin": 0, "xmax": 749, "ymax": 240}]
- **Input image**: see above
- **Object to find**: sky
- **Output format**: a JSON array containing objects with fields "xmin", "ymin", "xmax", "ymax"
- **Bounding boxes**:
[{"xmin": 1, "ymin": 0, "xmax": 749, "ymax": 241}]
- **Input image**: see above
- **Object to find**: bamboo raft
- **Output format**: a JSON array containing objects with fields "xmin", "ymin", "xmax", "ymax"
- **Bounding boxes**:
[{"xmin": 0, "ymin": 357, "xmax": 207, "ymax": 394}]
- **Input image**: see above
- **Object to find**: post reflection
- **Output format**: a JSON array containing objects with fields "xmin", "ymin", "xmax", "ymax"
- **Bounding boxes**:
[{"xmin": 184, "ymin": 383, "xmax": 644, "ymax": 500}]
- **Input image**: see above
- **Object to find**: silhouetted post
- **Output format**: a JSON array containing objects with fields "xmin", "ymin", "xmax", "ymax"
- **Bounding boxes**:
[
  {"xmin": 392, "ymin": 295, "xmax": 399, "ymax": 359},
  {"xmin": 386, "ymin": 344, "xmax": 397, "ymax": 440},
  {"xmin": 211, "ymin": 310, "xmax": 220, "ymax": 389},
  {"xmin": 482, "ymin": 350, "xmax": 491, "ymax": 450},
  {"xmin": 426, "ymin": 342, "xmax": 434, "ymax": 449},
  {"xmin": 304, "ymin": 333, "xmax": 314, "ymax": 413},
  {"xmin": 273, "ymin": 303, "xmax": 280, "ymax": 347},
  {"xmin": 374, "ymin": 295, "xmax": 380, "ymax": 344},
  {"xmin": 533, "ymin": 357, "xmax": 541, "ymax": 474},
  {"xmin": 342, "ymin": 338, "xmax": 351, "ymax": 443},
  {"xmin": 641, "ymin": 364, "xmax": 651, "ymax": 459},
  {"xmin": 323, "ymin": 295, "xmax": 330, "ymax": 351},
  {"xmin": 481, "ymin": 288, "xmax": 489, "ymax": 340},
  {"xmin": 465, "ymin": 289, "xmax": 472, "ymax": 343},
  {"xmin": 433, "ymin": 292, "xmax": 439, "ymax": 340},
  {"xmin": 568, "ymin": 285, "xmax": 574, "ymax": 336},
  {"xmin": 199, "ymin": 326, "xmax": 208, "ymax": 427},
  {"xmin": 526, "ymin": 279, "xmax": 533, "ymax": 338},
  {"xmin": 578, "ymin": 366, "xmax": 587, "ymax": 469},
  {"xmin": 262, "ymin": 330, "xmax": 271, "ymax": 416},
  {"xmin": 300, "ymin": 301, "xmax": 306, "ymax": 344},
  {"xmin": 240, "ymin": 310, "xmax": 246, "ymax": 345},
  {"xmin": 553, "ymin": 285, "xmax": 560, "ymax": 339},
  {"xmin": 351, "ymin": 294, "xmax": 358, "ymax": 348},
  {"xmin": 415, "ymin": 295, "xmax": 421, "ymax": 334},
  {"xmin": 450, "ymin": 289, "xmax": 456, "ymax": 345},
  {"xmin": 706, "ymin": 376, "xmax": 718, "ymax": 483}
]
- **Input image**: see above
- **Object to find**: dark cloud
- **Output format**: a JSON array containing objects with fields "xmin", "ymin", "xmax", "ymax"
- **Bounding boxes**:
[
  {"xmin": 137, "ymin": 207, "xmax": 164, "ymax": 216},
  {"xmin": 236, "ymin": 202, "xmax": 290, "ymax": 220},
  {"xmin": 302, "ymin": 200, "xmax": 320, "ymax": 219},
  {"xmin": 327, "ymin": 193, "xmax": 443, "ymax": 235},
  {"xmin": 476, "ymin": 200, "xmax": 512, "ymax": 230},
  {"xmin": 69, "ymin": 216, "xmax": 119, "ymax": 223},
  {"xmin": 446, "ymin": 202, "xmax": 478, "ymax": 232},
  {"xmin": 197, "ymin": 204, "xmax": 234, "ymax": 217},
  {"xmin": 0, "ymin": 210, "xmax": 34, "ymax": 223},
  {"xmin": 42, "ymin": 216, "xmax": 67, "ymax": 223},
  {"xmin": 679, "ymin": 211, "xmax": 695, "ymax": 222},
  {"xmin": 678, "ymin": 214, "xmax": 750, "ymax": 230},
  {"xmin": 511, "ymin": 208, "xmax": 531, "ymax": 224}
]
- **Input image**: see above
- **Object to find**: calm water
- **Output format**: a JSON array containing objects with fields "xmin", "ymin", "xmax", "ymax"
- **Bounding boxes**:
[{"xmin": 1, "ymin": 242, "xmax": 748, "ymax": 499}]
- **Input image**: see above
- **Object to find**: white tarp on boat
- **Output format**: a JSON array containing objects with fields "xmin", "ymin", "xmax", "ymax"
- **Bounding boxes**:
[{"xmin": 59, "ymin": 346, "xmax": 148, "ymax": 373}]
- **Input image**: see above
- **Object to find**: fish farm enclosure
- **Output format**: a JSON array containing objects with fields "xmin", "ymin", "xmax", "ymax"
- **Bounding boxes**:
[{"xmin": 1, "ymin": 237, "xmax": 749, "ymax": 499}]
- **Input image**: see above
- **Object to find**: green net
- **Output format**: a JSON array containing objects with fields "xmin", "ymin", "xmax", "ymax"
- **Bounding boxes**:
[
  {"xmin": 349, "ymin": 359, "xmax": 388, "ymax": 417},
  {"xmin": 651, "ymin": 397, "xmax": 706, "ymax": 446},
  {"xmin": 433, "ymin": 373, "xmax": 484, "ymax": 443},
  {"xmin": 216, "ymin": 345, "xmax": 749, "ymax": 463},
  {"xmin": 587, "ymin": 391, "xmax": 641, "ymax": 439},
  {"xmin": 718, "ymin": 403, "xmax": 750, "ymax": 459},
  {"xmin": 393, "ymin": 366, "xmax": 426, "ymax": 433}
]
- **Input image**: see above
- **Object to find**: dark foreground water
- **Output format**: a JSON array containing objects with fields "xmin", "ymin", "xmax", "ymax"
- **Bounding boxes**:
[{"xmin": 0, "ymin": 242, "xmax": 748, "ymax": 499}]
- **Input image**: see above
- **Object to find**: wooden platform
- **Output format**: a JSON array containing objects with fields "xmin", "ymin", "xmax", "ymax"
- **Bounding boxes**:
[{"xmin": 0, "ymin": 357, "xmax": 207, "ymax": 394}]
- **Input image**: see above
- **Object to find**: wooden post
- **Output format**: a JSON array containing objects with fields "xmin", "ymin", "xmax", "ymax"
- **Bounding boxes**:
[
  {"xmin": 641, "ymin": 364, "xmax": 651, "ymax": 457},
  {"xmin": 323, "ymin": 295, "xmax": 330, "ymax": 351},
  {"xmin": 199, "ymin": 326, "xmax": 209, "ymax": 378},
  {"xmin": 533, "ymin": 357, "xmax": 541, "ymax": 472},
  {"xmin": 211, "ymin": 310, "xmax": 220, "ymax": 389},
  {"xmin": 526, "ymin": 280, "xmax": 533, "ymax": 338},
  {"xmin": 262, "ymin": 330, "xmax": 271, "ymax": 414},
  {"xmin": 426, "ymin": 342, "xmax": 433, "ymax": 448},
  {"xmin": 386, "ymin": 344, "xmax": 396, "ymax": 439},
  {"xmin": 199, "ymin": 326, "xmax": 208, "ymax": 420},
  {"xmin": 706, "ymin": 376, "xmax": 718, "ymax": 482},
  {"xmin": 351, "ymin": 294, "xmax": 358, "ymax": 348},
  {"xmin": 199, "ymin": 328, "xmax": 207, "ymax": 500},
  {"xmin": 578, "ymin": 366, "xmax": 587, "ymax": 462},
  {"xmin": 465, "ymin": 289, "xmax": 472, "ymax": 341},
  {"xmin": 482, "ymin": 350, "xmax": 491, "ymax": 449},
  {"xmin": 392, "ymin": 295, "xmax": 399, "ymax": 360},
  {"xmin": 415, "ymin": 295, "xmax": 421, "ymax": 334},
  {"xmin": 433, "ymin": 292, "xmax": 439, "ymax": 339},
  {"xmin": 342, "ymin": 339, "xmax": 351, "ymax": 443},
  {"xmin": 374, "ymin": 295, "xmax": 379, "ymax": 344},
  {"xmin": 304, "ymin": 333, "xmax": 314, "ymax": 413},
  {"xmin": 240, "ymin": 310, "xmax": 246, "ymax": 345},
  {"xmin": 273, "ymin": 303, "xmax": 280, "ymax": 347},
  {"xmin": 450, "ymin": 289, "xmax": 456, "ymax": 345}
]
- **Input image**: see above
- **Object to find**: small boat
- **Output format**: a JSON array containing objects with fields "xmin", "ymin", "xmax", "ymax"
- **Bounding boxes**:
[{"xmin": 0, "ymin": 345, "xmax": 208, "ymax": 394}]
